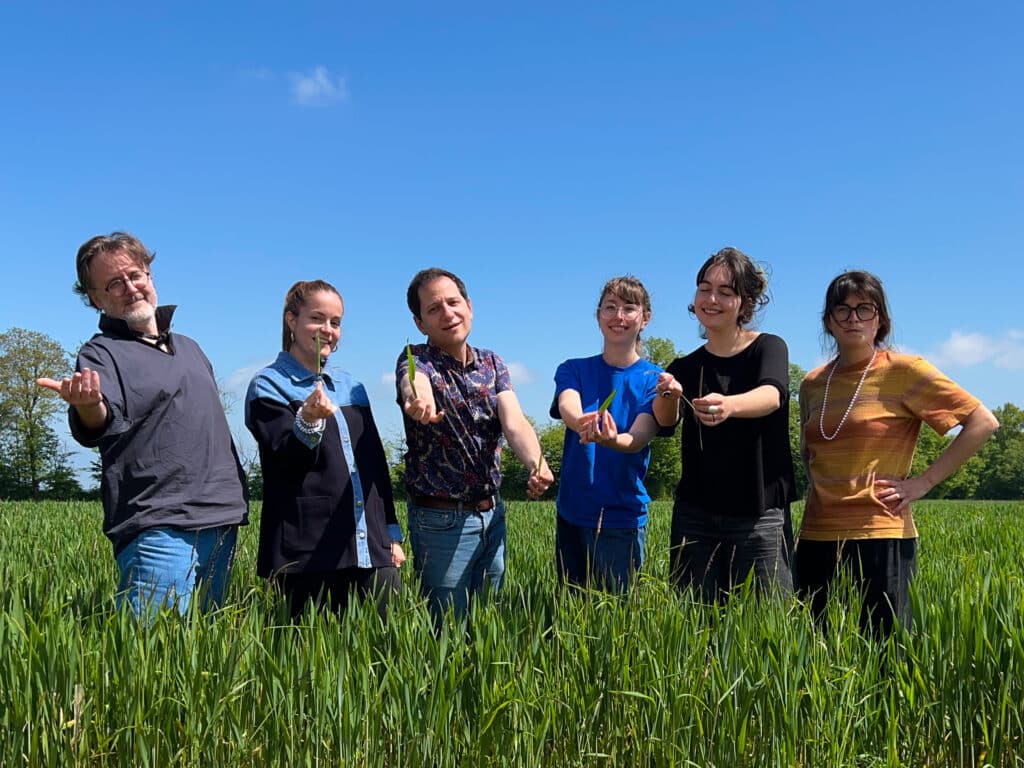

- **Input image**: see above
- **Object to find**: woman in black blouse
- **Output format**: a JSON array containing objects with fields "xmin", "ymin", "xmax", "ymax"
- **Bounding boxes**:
[
  {"xmin": 245, "ymin": 279, "xmax": 405, "ymax": 619},
  {"xmin": 653, "ymin": 248, "xmax": 796, "ymax": 602}
]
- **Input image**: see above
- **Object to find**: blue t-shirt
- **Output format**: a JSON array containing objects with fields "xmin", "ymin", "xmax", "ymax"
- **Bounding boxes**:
[{"xmin": 550, "ymin": 355, "xmax": 663, "ymax": 529}]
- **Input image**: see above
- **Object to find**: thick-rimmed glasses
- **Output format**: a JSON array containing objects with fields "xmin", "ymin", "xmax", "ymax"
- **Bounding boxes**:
[
  {"xmin": 104, "ymin": 271, "xmax": 150, "ymax": 297},
  {"xmin": 599, "ymin": 303, "xmax": 641, "ymax": 319},
  {"xmin": 830, "ymin": 303, "xmax": 877, "ymax": 322}
]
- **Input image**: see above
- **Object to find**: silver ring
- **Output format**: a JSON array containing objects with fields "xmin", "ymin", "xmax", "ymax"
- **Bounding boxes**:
[{"xmin": 707, "ymin": 405, "xmax": 720, "ymax": 414}]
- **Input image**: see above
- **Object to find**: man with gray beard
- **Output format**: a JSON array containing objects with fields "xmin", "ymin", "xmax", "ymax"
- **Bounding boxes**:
[{"xmin": 38, "ymin": 232, "xmax": 248, "ymax": 617}]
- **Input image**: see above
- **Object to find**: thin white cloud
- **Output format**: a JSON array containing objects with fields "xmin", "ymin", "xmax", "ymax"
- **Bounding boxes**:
[
  {"xmin": 931, "ymin": 330, "xmax": 1024, "ymax": 371},
  {"xmin": 507, "ymin": 361, "xmax": 534, "ymax": 385},
  {"xmin": 225, "ymin": 361, "xmax": 271, "ymax": 393},
  {"xmin": 381, "ymin": 371, "xmax": 397, "ymax": 385},
  {"xmin": 290, "ymin": 66, "xmax": 348, "ymax": 107}
]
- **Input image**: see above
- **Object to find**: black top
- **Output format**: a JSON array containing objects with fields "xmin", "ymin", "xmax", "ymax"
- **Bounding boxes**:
[
  {"xmin": 246, "ymin": 352, "xmax": 400, "ymax": 578},
  {"xmin": 69, "ymin": 306, "xmax": 249, "ymax": 554},
  {"xmin": 666, "ymin": 333, "xmax": 796, "ymax": 517}
]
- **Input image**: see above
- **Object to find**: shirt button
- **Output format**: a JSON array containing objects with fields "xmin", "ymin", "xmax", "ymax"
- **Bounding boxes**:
[
  {"xmin": 358, "ymin": 531, "xmax": 366, "ymax": 539},
  {"xmin": 356, "ymin": 500, "xmax": 363, "ymax": 507}
]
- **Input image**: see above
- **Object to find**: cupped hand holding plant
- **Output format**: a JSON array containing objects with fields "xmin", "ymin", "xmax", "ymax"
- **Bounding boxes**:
[{"xmin": 578, "ymin": 409, "xmax": 619, "ymax": 448}]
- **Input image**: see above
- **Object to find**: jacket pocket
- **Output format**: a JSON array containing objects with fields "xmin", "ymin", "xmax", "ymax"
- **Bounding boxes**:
[{"xmin": 282, "ymin": 496, "xmax": 333, "ymax": 556}]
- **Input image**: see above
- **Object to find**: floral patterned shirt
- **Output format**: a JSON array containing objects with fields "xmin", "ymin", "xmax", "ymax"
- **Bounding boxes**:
[{"xmin": 396, "ymin": 343, "xmax": 511, "ymax": 500}]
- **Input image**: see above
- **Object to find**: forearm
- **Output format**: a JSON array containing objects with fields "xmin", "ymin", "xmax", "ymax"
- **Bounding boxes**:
[
  {"xmin": 74, "ymin": 400, "xmax": 109, "ymax": 430},
  {"xmin": 504, "ymin": 418, "xmax": 543, "ymax": 466},
  {"xmin": 557, "ymin": 391, "xmax": 587, "ymax": 433},
  {"xmin": 724, "ymin": 384, "xmax": 781, "ymax": 419},
  {"xmin": 918, "ymin": 406, "xmax": 999, "ymax": 489},
  {"xmin": 652, "ymin": 395, "xmax": 680, "ymax": 427}
]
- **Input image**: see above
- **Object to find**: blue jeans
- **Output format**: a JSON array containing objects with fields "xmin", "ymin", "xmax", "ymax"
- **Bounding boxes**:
[
  {"xmin": 670, "ymin": 503, "xmax": 793, "ymax": 603},
  {"xmin": 115, "ymin": 526, "xmax": 238, "ymax": 618},
  {"xmin": 556, "ymin": 515, "xmax": 646, "ymax": 593},
  {"xmin": 407, "ymin": 499, "xmax": 506, "ymax": 623}
]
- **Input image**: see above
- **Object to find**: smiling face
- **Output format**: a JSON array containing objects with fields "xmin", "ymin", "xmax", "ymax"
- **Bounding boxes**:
[
  {"xmin": 414, "ymin": 276, "xmax": 473, "ymax": 360},
  {"xmin": 693, "ymin": 264, "xmax": 742, "ymax": 334},
  {"xmin": 596, "ymin": 289, "xmax": 650, "ymax": 347},
  {"xmin": 286, "ymin": 289, "xmax": 344, "ymax": 373},
  {"xmin": 86, "ymin": 248, "xmax": 159, "ymax": 334}
]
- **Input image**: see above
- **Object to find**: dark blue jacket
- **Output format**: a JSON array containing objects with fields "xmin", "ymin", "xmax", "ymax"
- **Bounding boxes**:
[{"xmin": 70, "ymin": 306, "xmax": 248, "ymax": 555}]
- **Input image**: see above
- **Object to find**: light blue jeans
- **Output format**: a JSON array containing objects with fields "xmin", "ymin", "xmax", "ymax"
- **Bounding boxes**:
[
  {"xmin": 114, "ymin": 525, "xmax": 238, "ymax": 618},
  {"xmin": 407, "ymin": 499, "xmax": 506, "ymax": 623}
]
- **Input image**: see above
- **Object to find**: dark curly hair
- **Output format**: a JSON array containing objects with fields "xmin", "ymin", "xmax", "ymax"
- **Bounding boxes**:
[{"xmin": 687, "ymin": 247, "xmax": 769, "ymax": 331}]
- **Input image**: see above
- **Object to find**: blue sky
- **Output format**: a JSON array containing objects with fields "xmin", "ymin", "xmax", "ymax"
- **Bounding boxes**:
[{"xmin": 2, "ymin": 2, "xmax": 1021, "ymax": 479}]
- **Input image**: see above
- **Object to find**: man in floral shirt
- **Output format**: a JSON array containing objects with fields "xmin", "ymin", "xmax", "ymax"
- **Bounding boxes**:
[{"xmin": 397, "ymin": 267, "xmax": 553, "ymax": 622}]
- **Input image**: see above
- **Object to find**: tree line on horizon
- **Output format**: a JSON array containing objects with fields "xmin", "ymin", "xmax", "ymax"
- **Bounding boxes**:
[{"xmin": 2, "ymin": 327, "xmax": 1021, "ymax": 503}]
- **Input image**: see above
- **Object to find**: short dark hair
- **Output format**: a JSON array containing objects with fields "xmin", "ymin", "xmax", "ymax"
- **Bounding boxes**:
[
  {"xmin": 821, "ymin": 270, "xmax": 893, "ymax": 354},
  {"xmin": 282, "ymin": 279, "xmax": 343, "ymax": 351},
  {"xmin": 406, "ymin": 268, "xmax": 469, "ymax": 318},
  {"xmin": 687, "ymin": 246, "xmax": 769, "ymax": 329},
  {"xmin": 73, "ymin": 232, "xmax": 155, "ymax": 310}
]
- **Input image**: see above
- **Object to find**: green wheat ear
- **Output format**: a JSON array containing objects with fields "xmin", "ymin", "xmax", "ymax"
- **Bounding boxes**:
[
  {"xmin": 598, "ymin": 389, "xmax": 617, "ymax": 413},
  {"xmin": 406, "ymin": 341, "xmax": 418, "ymax": 398},
  {"xmin": 315, "ymin": 329, "xmax": 322, "ymax": 379}
]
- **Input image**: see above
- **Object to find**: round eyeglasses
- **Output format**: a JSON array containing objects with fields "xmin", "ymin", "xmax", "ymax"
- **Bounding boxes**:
[
  {"xmin": 598, "ymin": 303, "xmax": 642, "ymax": 319},
  {"xmin": 830, "ymin": 303, "xmax": 878, "ymax": 322},
  {"xmin": 104, "ymin": 271, "xmax": 150, "ymax": 297}
]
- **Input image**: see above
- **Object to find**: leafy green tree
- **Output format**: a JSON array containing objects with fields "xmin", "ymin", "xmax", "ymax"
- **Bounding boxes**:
[
  {"xmin": 789, "ymin": 363, "xmax": 808, "ymax": 498},
  {"xmin": 42, "ymin": 449, "xmax": 85, "ymax": 498},
  {"xmin": 644, "ymin": 335, "xmax": 682, "ymax": 499},
  {"xmin": 500, "ymin": 418, "xmax": 565, "ymax": 500},
  {"xmin": 977, "ymin": 403, "xmax": 1024, "ymax": 499},
  {"xmin": 0, "ymin": 328, "xmax": 74, "ymax": 497},
  {"xmin": 382, "ymin": 432, "xmax": 408, "ymax": 501}
]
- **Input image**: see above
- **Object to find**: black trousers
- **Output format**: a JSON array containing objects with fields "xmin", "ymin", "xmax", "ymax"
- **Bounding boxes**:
[
  {"xmin": 670, "ymin": 502, "xmax": 794, "ymax": 604},
  {"xmin": 794, "ymin": 538, "xmax": 917, "ymax": 638},
  {"xmin": 276, "ymin": 567, "xmax": 401, "ymax": 620}
]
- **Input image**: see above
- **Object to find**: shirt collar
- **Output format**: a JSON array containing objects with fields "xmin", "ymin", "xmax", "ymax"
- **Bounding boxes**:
[
  {"xmin": 426, "ymin": 342, "xmax": 478, "ymax": 369},
  {"xmin": 98, "ymin": 305, "xmax": 177, "ymax": 343},
  {"xmin": 275, "ymin": 350, "xmax": 334, "ymax": 385}
]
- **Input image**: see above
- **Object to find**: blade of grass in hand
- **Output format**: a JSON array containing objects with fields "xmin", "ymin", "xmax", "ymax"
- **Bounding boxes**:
[
  {"xmin": 406, "ymin": 341, "xmax": 418, "ymax": 399},
  {"xmin": 696, "ymin": 366, "xmax": 704, "ymax": 451},
  {"xmin": 598, "ymin": 389, "xmax": 617, "ymax": 413},
  {"xmin": 314, "ymin": 329, "xmax": 323, "ymax": 381}
]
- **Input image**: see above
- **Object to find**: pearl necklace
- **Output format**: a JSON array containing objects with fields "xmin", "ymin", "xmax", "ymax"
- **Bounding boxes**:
[{"xmin": 819, "ymin": 348, "xmax": 877, "ymax": 441}]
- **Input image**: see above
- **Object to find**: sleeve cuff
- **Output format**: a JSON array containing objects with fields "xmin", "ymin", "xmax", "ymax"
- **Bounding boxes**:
[
  {"xmin": 292, "ymin": 411, "xmax": 325, "ymax": 448},
  {"xmin": 388, "ymin": 523, "xmax": 404, "ymax": 543}
]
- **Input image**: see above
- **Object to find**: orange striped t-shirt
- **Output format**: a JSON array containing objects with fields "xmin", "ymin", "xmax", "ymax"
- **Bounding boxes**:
[{"xmin": 799, "ymin": 351, "xmax": 979, "ymax": 541}]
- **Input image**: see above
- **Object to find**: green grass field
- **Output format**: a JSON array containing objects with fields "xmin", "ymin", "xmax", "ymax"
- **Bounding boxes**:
[{"xmin": 1, "ymin": 500, "xmax": 1022, "ymax": 767}]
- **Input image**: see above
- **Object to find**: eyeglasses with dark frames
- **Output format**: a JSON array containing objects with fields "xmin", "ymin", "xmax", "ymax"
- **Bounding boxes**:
[{"xmin": 830, "ymin": 303, "xmax": 878, "ymax": 322}]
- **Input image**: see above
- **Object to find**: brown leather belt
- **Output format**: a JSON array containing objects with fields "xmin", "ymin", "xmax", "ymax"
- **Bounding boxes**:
[{"xmin": 410, "ymin": 493, "xmax": 496, "ymax": 512}]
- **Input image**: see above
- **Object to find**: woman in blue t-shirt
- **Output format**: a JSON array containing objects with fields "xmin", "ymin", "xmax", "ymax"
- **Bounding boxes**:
[{"xmin": 550, "ymin": 275, "xmax": 665, "ymax": 592}]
